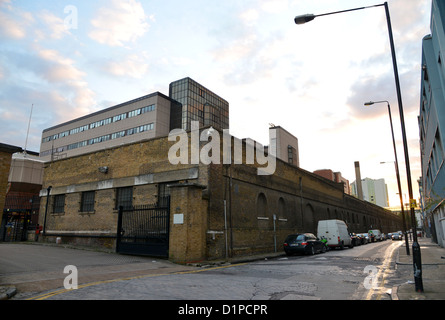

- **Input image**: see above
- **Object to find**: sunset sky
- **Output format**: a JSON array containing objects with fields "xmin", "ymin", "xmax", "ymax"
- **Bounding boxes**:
[{"xmin": 0, "ymin": 0, "xmax": 432, "ymax": 207}]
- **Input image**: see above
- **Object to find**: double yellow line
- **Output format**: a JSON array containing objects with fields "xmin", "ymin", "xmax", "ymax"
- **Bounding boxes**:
[
  {"xmin": 28, "ymin": 262, "xmax": 248, "ymax": 300},
  {"xmin": 365, "ymin": 241, "xmax": 402, "ymax": 300}
]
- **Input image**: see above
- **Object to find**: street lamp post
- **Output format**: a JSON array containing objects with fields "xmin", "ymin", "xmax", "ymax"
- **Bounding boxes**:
[
  {"xmin": 365, "ymin": 100, "xmax": 410, "ymax": 255},
  {"xmin": 294, "ymin": 1, "xmax": 423, "ymax": 292}
]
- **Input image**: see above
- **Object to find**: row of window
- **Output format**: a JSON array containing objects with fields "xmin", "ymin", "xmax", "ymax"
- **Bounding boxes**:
[
  {"xmin": 51, "ymin": 184, "xmax": 171, "ymax": 214},
  {"xmin": 41, "ymin": 123, "xmax": 154, "ymax": 157},
  {"xmin": 53, "ymin": 188, "xmax": 133, "ymax": 214},
  {"xmin": 256, "ymin": 192, "xmax": 384, "ymax": 228},
  {"xmin": 425, "ymin": 129, "xmax": 444, "ymax": 189},
  {"xmin": 42, "ymin": 104, "xmax": 156, "ymax": 143}
]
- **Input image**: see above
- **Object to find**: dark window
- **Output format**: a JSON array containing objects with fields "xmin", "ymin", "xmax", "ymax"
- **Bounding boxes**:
[
  {"xmin": 81, "ymin": 191, "xmax": 95, "ymax": 212},
  {"xmin": 116, "ymin": 187, "xmax": 133, "ymax": 210},
  {"xmin": 257, "ymin": 193, "xmax": 267, "ymax": 217},
  {"xmin": 53, "ymin": 194, "xmax": 65, "ymax": 213},
  {"xmin": 285, "ymin": 235, "xmax": 299, "ymax": 242},
  {"xmin": 158, "ymin": 183, "xmax": 172, "ymax": 207}
]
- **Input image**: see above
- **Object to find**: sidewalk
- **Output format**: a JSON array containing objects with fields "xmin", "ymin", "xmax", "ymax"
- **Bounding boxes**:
[{"xmin": 392, "ymin": 236, "xmax": 445, "ymax": 300}]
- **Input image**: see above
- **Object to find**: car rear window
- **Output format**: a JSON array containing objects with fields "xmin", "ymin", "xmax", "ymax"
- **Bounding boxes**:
[{"xmin": 285, "ymin": 235, "xmax": 305, "ymax": 242}]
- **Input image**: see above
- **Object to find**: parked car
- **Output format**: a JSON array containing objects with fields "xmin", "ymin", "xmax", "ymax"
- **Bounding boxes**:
[
  {"xmin": 357, "ymin": 233, "xmax": 370, "ymax": 244},
  {"xmin": 317, "ymin": 219, "xmax": 353, "ymax": 249},
  {"xmin": 368, "ymin": 229, "xmax": 382, "ymax": 242},
  {"xmin": 350, "ymin": 233, "xmax": 361, "ymax": 246},
  {"xmin": 356, "ymin": 233, "xmax": 366, "ymax": 245},
  {"xmin": 283, "ymin": 233, "xmax": 327, "ymax": 255},
  {"xmin": 392, "ymin": 232, "xmax": 403, "ymax": 240}
]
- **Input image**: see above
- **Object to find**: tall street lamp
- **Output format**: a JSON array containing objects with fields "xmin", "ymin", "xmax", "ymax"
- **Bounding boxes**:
[
  {"xmin": 365, "ymin": 100, "xmax": 410, "ymax": 254},
  {"xmin": 294, "ymin": 2, "xmax": 423, "ymax": 292}
]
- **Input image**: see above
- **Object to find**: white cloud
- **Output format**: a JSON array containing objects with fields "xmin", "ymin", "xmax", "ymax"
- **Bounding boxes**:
[
  {"xmin": 105, "ymin": 54, "xmax": 149, "ymax": 78},
  {"xmin": 0, "ymin": 1, "xmax": 34, "ymax": 39},
  {"xmin": 38, "ymin": 49, "xmax": 85, "ymax": 82},
  {"xmin": 37, "ymin": 10, "xmax": 71, "ymax": 40},
  {"xmin": 239, "ymin": 9, "xmax": 259, "ymax": 26},
  {"xmin": 260, "ymin": 0, "xmax": 288, "ymax": 14},
  {"xmin": 89, "ymin": 0, "xmax": 150, "ymax": 47},
  {"xmin": 35, "ymin": 48, "xmax": 96, "ymax": 120}
]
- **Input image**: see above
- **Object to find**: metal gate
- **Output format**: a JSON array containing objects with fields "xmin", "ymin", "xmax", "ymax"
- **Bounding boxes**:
[
  {"xmin": 1, "ymin": 212, "xmax": 31, "ymax": 242},
  {"xmin": 116, "ymin": 197, "xmax": 170, "ymax": 257}
]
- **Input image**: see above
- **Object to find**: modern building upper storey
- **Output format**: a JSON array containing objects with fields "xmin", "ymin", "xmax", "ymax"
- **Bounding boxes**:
[
  {"xmin": 419, "ymin": 0, "xmax": 445, "ymax": 247},
  {"xmin": 268, "ymin": 125, "xmax": 299, "ymax": 167},
  {"xmin": 169, "ymin": 77, "xmax": 229, "ymax": 131},
  {"xmin": 40, "ymin": 92, "xmax": 179, "ymax": 162},
  {"xmin": 419, "ymin": 0, "xmax": 445, "ymax": 208},
  {"xmin": 350, "ymin": 177, "xmax": 389, "ymax": 208},
  {"xmin": 39, "ymin": 78, "xmax": 229, "ymax": 162}
]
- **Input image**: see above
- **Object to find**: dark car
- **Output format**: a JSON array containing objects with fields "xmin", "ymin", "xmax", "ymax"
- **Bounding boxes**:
[
  {"xmin": 392, "ymin": 232, "xmax": 403, "ymax": 240},
  {"xmin": 355, "ymin": 233, "xmax": 366, "ymax": 245},
  {"xmin": 283, "ymin": 233, "xmax": 327, "ymax": 255},
  {"xmin": 350, "ymin": 233, "xmax": 360, "ymax": 246}
]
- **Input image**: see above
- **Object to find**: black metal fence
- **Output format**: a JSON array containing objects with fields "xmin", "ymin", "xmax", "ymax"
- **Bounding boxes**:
[
  {"xmin": 1, "ymin": 194, "xmax": 40, "ymax": 242},
  {"xmin": 116, "ymin": 197, "xmax": 170, "ymax": 257},
  {"xmin": 1, "ymin": 212, "xmax": 33, "ymax": 242}
]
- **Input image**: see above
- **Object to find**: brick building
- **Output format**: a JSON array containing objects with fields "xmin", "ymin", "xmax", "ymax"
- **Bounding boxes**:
[
  {"xmin": 313, "ymin": 169, "xmax": 351, "ymax": 195},
  {"xmin": 0, "ymin": 143, "xmax": 23, "ymax": 227},
  {"xmin": 38, "ymin": 128, "xmax": 402, "ymax": 263}
]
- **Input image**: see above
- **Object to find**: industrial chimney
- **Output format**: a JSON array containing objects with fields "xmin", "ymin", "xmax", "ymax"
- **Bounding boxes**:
[{"xmin": 354, "ymin": 161, "xmax": 364, "ymax": 200}]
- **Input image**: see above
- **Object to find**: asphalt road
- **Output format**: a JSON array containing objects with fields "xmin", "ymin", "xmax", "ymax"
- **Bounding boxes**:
[
  {"xmin": 0, "ymin": 240, "xmax": 402, "ymax": 301},
  {"xmin": 0, "ymin": 242, "xmax": 195, "ymax": 298}
]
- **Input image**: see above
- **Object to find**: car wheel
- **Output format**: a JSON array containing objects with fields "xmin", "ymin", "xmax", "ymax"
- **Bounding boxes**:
[{"xmin": 309, "ymin": 246, "xmax": 315, "ymax": 255}]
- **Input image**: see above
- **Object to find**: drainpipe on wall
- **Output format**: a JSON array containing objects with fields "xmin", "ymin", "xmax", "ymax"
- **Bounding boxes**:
[
  {"xmin": 43, "ymin": 185, "xmax": 52, "ymax": 235},
  {"xmin": 299, "ymin": 177, "xmax": 304, "ymax": 230}
]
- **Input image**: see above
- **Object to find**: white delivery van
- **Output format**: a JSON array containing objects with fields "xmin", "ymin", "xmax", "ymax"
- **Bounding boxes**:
[
  {"xmin": 368, "ymin": 229, "xmax": 382, "ymax": 242},
  {"xmin": 317, "ymin": 219, "xmax": 353, "ymax": 249}
]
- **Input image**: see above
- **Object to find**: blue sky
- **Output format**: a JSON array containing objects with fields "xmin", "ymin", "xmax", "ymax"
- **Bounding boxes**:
[{"xmin": 0, "ymin": 0, "xmax": 432, "ymax": 207}]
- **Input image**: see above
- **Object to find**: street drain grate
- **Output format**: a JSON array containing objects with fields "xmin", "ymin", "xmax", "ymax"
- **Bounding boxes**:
[{"xmin": 353, "ymin": 257, "xmax": 374, "ymax": 262}]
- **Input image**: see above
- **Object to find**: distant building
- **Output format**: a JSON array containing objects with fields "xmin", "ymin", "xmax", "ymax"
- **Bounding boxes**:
[
  {"xmin": 1, "ymin": 145, "xmax": 43, "ymax": 241},
  {"xmin": 419, "ymin": 0, "xmax": 445, "ymax": 246},
  {"xmin": 268, "ymin": 126, "xmax": 299, "ymax": 167},
  {"xmin": 169, "ymin": 77, "xmax": 229, "ymax": 131},
  {"xmin": 351, "ymin": 178, "xmax": 389, "ymax": 208},
  {"xmin": 0, "ymin": 143, "xmax": 22, "ymax": 227},
  {"xmin": 39, "ymin": 92, "xmax": 178, "ymax": 162},
  {"xmin": 313, "ymin": 169, "xmax": 350, "ymax": 194},
  {"xmin": 39, "ymin": 77, "xmax": 229, "ymax": 162}
]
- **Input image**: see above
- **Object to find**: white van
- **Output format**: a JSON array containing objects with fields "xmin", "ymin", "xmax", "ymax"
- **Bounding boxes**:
[
  {"xmin": 317, "ymin": 219, "xmax": 353, "ymax": 249},
  {"xmin": 368, "ymin": 229, "xmax": 382, "ymax": 242}
]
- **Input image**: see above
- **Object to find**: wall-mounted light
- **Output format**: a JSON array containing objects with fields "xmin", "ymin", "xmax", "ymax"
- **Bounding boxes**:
[{"xmin": 98, "ymin": 166, "xmax": 108, "ymax": 173}]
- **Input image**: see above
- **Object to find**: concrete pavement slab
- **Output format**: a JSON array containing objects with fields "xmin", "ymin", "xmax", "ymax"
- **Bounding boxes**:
[{"xmin": 392, "ymin": 237, "xmax": 445, "ymax": 300}]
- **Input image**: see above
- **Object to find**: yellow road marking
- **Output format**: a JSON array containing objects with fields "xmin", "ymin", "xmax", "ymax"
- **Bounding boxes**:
[
  {"xmin": 365, "ymin": 241, "xmax": 401, "ymax": 300},
  {"xmin": 27, "ymin": 262, "xmax": 248, "ymax": 300}
]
